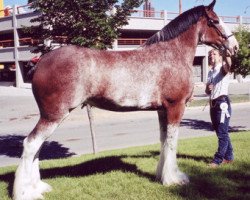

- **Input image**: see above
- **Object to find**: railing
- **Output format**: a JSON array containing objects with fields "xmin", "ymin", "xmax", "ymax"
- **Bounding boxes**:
[
  {"xmin": 0, "ymin": 38, "xmax": 40, "ymax": 47},
  {"xmin": 0, "ymin": 37, "xmax": 146, "ymax": 47},
  {"xmin": 218, "ymin": 16, "xmax": 240, "ymax": 23},
  {"xmin": 118, "ymin": 38, "xmax": 147, "ymax": 46},
  {"xmin": 243, "ymin": 17, "xmax": 250, "ymax": 24},
  {"xmin": 0, "ymin": 36, "xmax": 69, "ymax": 48},
  {"xmin": 166, "ymin": 12, "xmax": 179, "ymax": 20},
  {"xmin": 130, "ymin": 9, "xmax": 165, "ymax": 19},
  {"xmin": 16, "ymin": 4, "xmax": 34, "ymax": 14},
  {"xmin": 130, "ymin": 9, "xmax": 250, "ymax": 24}
]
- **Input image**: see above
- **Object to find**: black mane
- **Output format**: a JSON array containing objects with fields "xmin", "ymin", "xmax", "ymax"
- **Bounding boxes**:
[{"xmin": 144, "ymin": 6, "xmax": 206, "ymax": 46}]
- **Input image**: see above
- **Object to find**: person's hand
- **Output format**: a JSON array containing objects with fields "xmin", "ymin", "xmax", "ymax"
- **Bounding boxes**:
[
  {"xmin": 208, "ymin": 84, "xmax": 214, "ymax": 91},
  {"xmin": 205, "ymin": 83, "xmax": 214, "ymax": 95}
]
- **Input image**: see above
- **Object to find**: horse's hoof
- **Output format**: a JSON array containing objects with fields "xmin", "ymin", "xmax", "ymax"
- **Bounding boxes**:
[
  {"xmin": 36, "ymin": 181, "xmax": 52, "ymax": 194},
  {"xmin": 13, "ymin": 190, "xmax": 44, "ymax": 200},
  {"xmin": 175, "ymin": 171, "xmax": 190, "ymax": 185},
  {"xmin": 160, "ymin": 171, "xmax": 189, "ymax": 186},
  {"xmin": 13, "ymin": 182, "xmax": 51, "ymax": 200}
]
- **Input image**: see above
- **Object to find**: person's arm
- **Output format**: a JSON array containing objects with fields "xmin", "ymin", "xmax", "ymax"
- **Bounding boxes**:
[
  {"xmin": 205, "ymin": 71, "xmax": 213, "ymax": 95},
  {"xmin": 221, "ymin": 56, "xmax": 232, "ymax": 75}
]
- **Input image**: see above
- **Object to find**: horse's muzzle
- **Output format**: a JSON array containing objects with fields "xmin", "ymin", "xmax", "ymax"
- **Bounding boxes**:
[{"xmin": 221, "ymin": 42, "xmax": 239, "ymax": 57}]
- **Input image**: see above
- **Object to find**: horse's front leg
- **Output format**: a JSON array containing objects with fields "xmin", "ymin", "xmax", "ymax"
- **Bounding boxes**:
[
  {"xmin": 13, "ymin": 117, "xmax": 64, "ymax": 200},
  {"xmin": 156, "ymin": 103, "xmax": 189, "ymax": 185}
]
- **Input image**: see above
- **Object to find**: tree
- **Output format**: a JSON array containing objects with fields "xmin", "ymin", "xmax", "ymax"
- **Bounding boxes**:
[
  {"xmin": 26, "ymin": 0, "xmax": 143, "ymax": 54},
  {"xmin": 231, "ymin": 26, "xmax": 250, "ymax": 78}
]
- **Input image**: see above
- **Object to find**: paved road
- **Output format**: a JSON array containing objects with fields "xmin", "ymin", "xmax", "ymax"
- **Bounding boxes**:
[{"xmin": 0, "ymin": 83, "xmax": 250, "ymax": 167}]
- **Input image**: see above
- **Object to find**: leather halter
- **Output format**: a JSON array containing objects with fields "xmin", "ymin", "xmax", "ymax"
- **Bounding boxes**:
[
  {"xmin": 201, "ymin": 14, "xmax": 234, "ymax": 52},
  {"xmin": 207, "ymin": 18, "xmax": 234, "ymax": 40}
]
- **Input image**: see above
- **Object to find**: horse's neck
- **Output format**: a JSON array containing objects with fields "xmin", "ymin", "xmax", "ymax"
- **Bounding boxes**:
[
  {"xmin": 147, "ymin": 24, "xmax": 200, "ymax": 67},
  {"xmin": 171, "ymin": 24, "xmax": 200, "ymax": 64}
]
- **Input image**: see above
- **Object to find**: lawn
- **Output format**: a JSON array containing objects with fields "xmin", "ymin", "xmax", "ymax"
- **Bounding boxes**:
[
  {"xmin": 189, "ymin": 94, "xmax": 250, "ymax": 107},
  {"xmin": 0, "ymin": 132, "xmax": 249, "ymax": 200}
]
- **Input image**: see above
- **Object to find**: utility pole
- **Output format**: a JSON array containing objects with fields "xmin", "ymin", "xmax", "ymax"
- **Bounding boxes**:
[{"xmin": 179, "ymin": 0, "xmax": 182, "ymax": 14}]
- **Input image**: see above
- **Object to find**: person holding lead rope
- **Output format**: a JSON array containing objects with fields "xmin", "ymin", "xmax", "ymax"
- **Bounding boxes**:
[{"xmin": 205, "ymin": 48, "xmax": 234, "ymax": 168}]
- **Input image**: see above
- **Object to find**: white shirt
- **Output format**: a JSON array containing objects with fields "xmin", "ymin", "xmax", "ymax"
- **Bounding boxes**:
[{"xmin": 207, "ymin": 63, "xmax": 230, "ymax": 100}]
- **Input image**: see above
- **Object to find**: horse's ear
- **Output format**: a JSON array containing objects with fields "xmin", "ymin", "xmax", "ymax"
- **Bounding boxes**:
[{"xmin": 207, "ymin": 0, "xmax": 216, "ymax": 11}]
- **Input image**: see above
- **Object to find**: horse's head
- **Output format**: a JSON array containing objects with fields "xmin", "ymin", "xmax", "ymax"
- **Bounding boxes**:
[{"xmin": 200, "ymin": 0, "xmax": 239, "ymax": 57}]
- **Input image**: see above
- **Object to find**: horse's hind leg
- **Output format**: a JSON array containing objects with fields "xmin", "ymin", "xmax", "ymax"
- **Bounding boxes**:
[
  {"xmin": 13, "ymin": 115, "xmax": 67, "ymax": 200},
  {"xmin": 156, "ymin": 102, "xmax": 189, "ymax": 185}
]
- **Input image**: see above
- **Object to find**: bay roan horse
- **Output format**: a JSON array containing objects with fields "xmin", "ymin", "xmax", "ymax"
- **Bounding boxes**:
[{"xmin": 14, "ymin": 1, "xmax": 238, "ymax": 199}]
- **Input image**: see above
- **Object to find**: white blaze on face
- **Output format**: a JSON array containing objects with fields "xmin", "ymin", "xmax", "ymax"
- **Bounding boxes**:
[{"xmin": 219, "ymin": 18, "xmax": 239, "ymax": 51}]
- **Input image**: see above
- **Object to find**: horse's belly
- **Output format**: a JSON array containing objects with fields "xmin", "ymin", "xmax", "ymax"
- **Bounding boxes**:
[{"xmin": 87, "ymin": 97, "xmax": 162, "ymax": 112}]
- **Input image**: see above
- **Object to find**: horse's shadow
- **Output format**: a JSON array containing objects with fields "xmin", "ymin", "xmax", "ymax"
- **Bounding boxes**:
[
  {"xmin": 0, "ymin": 151, "xmax": 157, "ymax": 198},
  {"xmin": 0, "ymin": 150, "xmax": 248, "ymax": 199},
  {"xmin": 169, "ymin": 162, "xmax": 250, "ymax": 199},
  {"xmin": 181, "ymin": 118, "xmax": 213, "ymax": 131},
  {"xmin": 0, "ymin": 149, "xmax": 213, "ymax": 198},
  {"xmin": 0, "ymin": 135, "xmax": 75, "ymax": 160}
]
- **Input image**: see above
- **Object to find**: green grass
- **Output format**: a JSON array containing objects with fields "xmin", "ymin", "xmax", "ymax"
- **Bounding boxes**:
[
  {"xmin": 189, "ymin": 94, "xmax": 250, "ymax": 107},
  {"xmin": 0, "ymin": 132, "xmax": 249, "ymax": 200}
]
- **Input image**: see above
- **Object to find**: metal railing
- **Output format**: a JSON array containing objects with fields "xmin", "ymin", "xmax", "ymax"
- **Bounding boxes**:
[
  {"xmin": 130, "ymin": 9, "xmax": 165, "ymax": 18},
  {"xmin": 131, "ymin": 9, "xmax": 250, "ymax": 24},
  {"xmin": 118, "ymin": 38, "xmax": 147, "ymax": 46}
]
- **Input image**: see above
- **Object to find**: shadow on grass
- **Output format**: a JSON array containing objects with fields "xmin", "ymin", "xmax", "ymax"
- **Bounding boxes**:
[
  {"xmin": 177, "ymin": 153, "xmax": 211, "ymax": 163},
  {"xmin": 0, "ymin": 135, "xmax": 75, "ymax": 198},
  {"xmin": 0, "ymin": 152, "xmax": 156, "ymax": 198},
  {"xmin": 0, "ymin": 135, "xmax": 75, "ymax": 160},
  {"xmin": 170, "ymin": 161, "xmax": 250, "ymax": 200},
  {"xmin": 173, "ymin": 163, "xmax": 250, "ymax": 200},
  {"xmin": 181, "ymin": 119, "xmax": 213, "ymax": 131},
  {"xmin": 0, "ymin": 150, "xmax": 249, "ymax": 199},
  {"xmin": 181, "ymin": 118, "xmax": 249, "ymax": 132}
]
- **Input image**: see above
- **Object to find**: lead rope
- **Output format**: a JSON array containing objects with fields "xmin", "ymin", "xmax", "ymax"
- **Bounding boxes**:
[{"xmin": 202, "ymin": 66, "xmax": 214, "ymax": 111}]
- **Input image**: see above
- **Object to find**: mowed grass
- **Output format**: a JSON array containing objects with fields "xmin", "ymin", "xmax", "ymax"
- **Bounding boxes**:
[
  {"xmin": 0, "ymin": 132, "xmax": 249, "ymax": 200},
  {"xmin": 189, "ymin": 94, "xmax": 250, "ymax": 107}
]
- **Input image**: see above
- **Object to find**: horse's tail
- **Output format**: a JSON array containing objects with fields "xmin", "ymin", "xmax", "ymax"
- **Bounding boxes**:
[{"xmin": 26, "ymin": 56, "xmax": 40, "ymax": 79}]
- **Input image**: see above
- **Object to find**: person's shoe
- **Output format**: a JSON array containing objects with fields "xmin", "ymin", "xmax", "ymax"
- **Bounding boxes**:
[
  {"xmin": 208, "ymin": 162, "xmax": 219, "ymax": 168},
  {"xmin": 222, "ymin": 159, "xmax": 233, "ymax": 164}
]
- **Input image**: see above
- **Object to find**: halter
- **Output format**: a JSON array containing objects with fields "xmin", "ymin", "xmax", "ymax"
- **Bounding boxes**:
[
  {"xmin": 202, "ymin": 15, "xmax": 234, "ymax": 53},
  {"xmin": 207, "ymin": 18, "xmax": 234, "ymax": 40}
]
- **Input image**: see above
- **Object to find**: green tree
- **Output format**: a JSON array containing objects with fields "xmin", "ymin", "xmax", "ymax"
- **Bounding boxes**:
[
  {"xmin": 231, "ymin": 26, "xmax": 250, "ymax": 78},
  {"xmin": 26, "ymin": 0, "xmax": 143, "ymax": 53}
]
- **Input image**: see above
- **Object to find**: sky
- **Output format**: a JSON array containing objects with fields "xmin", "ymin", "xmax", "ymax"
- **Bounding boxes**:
[{"xmin": 3, "ymin": 0, "xmax": 250, "ymax": 17}]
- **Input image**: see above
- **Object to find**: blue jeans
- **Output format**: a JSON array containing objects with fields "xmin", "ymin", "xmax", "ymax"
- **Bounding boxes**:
[{"xmin": 210, "ymin": 96, "xmax": 233, "ymax": 164}]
